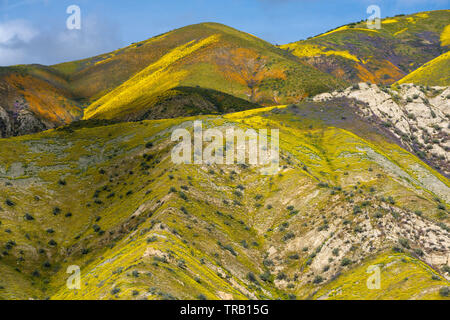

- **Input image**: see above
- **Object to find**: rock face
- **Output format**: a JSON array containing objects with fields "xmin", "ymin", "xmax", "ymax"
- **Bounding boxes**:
[
  {"xmin": 0, "ymin": 106, "xmax": 49, "ymax": 138},
  {"xmin": 314, "ymin": 83, "xmax": 450, "ymax": 176}
]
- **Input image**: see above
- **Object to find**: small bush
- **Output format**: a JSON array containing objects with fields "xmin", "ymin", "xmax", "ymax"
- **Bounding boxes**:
[
  {"xmin": 247, "ymin": 272, "xmax": 258, "ymax": 283},
  {"xmin": 111, "ymin": 288, "xmax": 121, "ymax": 295},
  {"xmin": 399, "ymin": 238, "xmax": 410, "ymax": 249},
  {"xmin": 341, "ymin": 258, "xmax": 352, "ymax": 266},
  {"xmin": 313, "ymin": 275, "xmax": 323, "ymax": 284},
  {"xmin": 439, "ymin": 287, "xmax": 450, "ymax": 297}
]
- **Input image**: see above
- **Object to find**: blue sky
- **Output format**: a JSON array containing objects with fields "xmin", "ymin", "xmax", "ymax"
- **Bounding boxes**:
[{"xmin": 0, "ymin": 0, "xmax": 448, "ymax": 66}]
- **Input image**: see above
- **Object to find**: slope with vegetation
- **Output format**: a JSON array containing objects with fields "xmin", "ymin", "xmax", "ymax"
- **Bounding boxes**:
[
  {"xmin": 397, "ymin": 51, "xmax": 450, "ymax": 86},
  {"xmin": 314, "ymin": 82, "xmax": 450, "ymax": 176},
  {"xmin": 77, "ymin": 23, "xmax": 345, "ymax": 121},
  {"xmin": 281, "ymin": 10, "xmax": 450, "ymax": 85},
  {"xmin": 0, "ymin": 65, "xmax": 82, "ymax": 137},
  {"xmin": 0, "ymin": 103, "xmax": 448, "ymax": 300}
]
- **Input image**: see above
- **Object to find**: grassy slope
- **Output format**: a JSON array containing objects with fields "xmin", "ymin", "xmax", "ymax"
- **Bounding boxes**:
[
  {"xmin": 0, "ymin": 65, "xmax": 82, "ymax": 126},
  {"xmin": 281, "ymin": 10, "xmax": 450, "ymax": 85},
  {"xmin": 0, "ymin": 103, "xmax": 448, "ymax": 300},
  {"xmin": 51, "ymin": 23, "xmax": 345, "ymax": 121},
  {"xmin": 397, "ymin": 51, "xmax": 450, "ymax": 86}
]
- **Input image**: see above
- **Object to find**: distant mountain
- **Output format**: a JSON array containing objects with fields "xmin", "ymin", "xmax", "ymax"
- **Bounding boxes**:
[{"xmin": 281, "ymin": 10, "xmax": 449, "ymax": 85}]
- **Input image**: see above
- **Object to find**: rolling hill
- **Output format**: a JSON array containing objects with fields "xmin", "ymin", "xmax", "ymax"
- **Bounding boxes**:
[
  {"xmin": 0, "ymin": 103, "xmax": 449, "ymax": 300},
  {"xmin": 397, "ymin": 51, "xmax": 450, "ymax": 86},
  {"xmin": 0, "ymin": 10, "xmax": 449, "ymax": 301},
  {"xmin": 53, "ymin": 22, "xmax": 345, "ymax": 121},
  {"xmin": 281, "ymin": 10, "xmax": 450, "ymax": 85}
]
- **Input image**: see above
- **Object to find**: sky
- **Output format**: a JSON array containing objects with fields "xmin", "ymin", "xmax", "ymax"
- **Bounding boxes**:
[{"xmin": 0, "ymin": 0, "xmax": 448, "ymax": 66}]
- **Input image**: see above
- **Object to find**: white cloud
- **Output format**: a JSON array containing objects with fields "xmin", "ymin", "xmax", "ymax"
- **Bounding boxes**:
[{"xmin": 0, "ymin": 16, "xmax": 123, "ymax": 66}]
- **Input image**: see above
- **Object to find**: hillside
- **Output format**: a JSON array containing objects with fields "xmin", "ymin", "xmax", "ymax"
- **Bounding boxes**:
[
  {"xmin": 397, "ymin": 51, "xmax": 450, "ymax": 86},
  {"xmin": 281, "ymin": 10, "xmax": 450, "ymax": 85},
  {"xmin": 314, "ymin": 82, "xmax": 450, "ymax": 177},
  {"xmin": 0, "ymin": 65, "xmax": 82, "ymax": 137},
  {"xmin": 0, "ymin": 104, "xmax": 449, "ymax": 300},
  {"xmin": 76, "ymin": 23, "xmax": 345, "ymax": 121}
]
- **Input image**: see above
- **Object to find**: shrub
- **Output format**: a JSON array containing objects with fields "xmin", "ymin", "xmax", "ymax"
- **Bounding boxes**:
[
  {"xmin": 276, "ymin": 272, "xmax": 287, "ymax": 280},
  {"xmin": 178, "ymin": 191, "xmax": 188, "ymax": 200},
  {"xmin": 260, "ymin": 271, "xmax": 272, "ymax": 282},
  {"xmin": 283, "ymin": 232, "xmax": 295, "ymax": 241},
  {"xmin": 145, "ymin": 142, "xmax": 153, "ymax": 148},
  {"xmin": 111, "ymin": 288, "xmax": 120, "ymax": 295},
  {"xmin": 439, "ymin": 287, "xmax": 450, "ymax": 297},
  {"xmin": 341, "ymin": 258, "xmax": 352, "ymax": 266},
  {"xmin": 247, "ymin": 272, "xmax": 258, "ymax": 283},
  {"xmin": 132, "ymin": 270, "xmax": 139, "ymax": 278},
  {"xmin": 313, "ymin": 276, "xmax": 323, "ymax": 284},
  {"xmin": 373, "ymin": 212, "xmax": 383, "ymax": 219},
  {"xmin": 399, "ymin": 238, "xmax": 410, "ymax": 249},
  {"xmin": 353, "ymin": 205, "xmax": 362, "ymax": 214}
]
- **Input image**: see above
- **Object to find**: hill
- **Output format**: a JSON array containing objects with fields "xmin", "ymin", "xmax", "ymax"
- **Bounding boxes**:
[
  {"xmin": 76, "ymin": 23, "xmax": 345, "ymax": 121},
  {"xmin": 314, "ymin": 82, "xmax": 450, "ymax": 177},
  {"xmin": 397, "ymin": 51, "xmax": 450, "ymax": 86},
  {"xmin": 0, "ymin": 65, "xmax": 82, "ymax": 137},
  {"xmin": 281, "ymin": 10, "xmax": 450, "ymax": 85},
  {"xmin": 0, "ymin": 104, "xmax": 448, "ymax": 300}
]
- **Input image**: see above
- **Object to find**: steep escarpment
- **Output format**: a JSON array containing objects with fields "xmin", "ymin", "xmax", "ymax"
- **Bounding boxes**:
[{"xmin": 314, "ymin": 82, "xmax": 450, "ymax": 176}]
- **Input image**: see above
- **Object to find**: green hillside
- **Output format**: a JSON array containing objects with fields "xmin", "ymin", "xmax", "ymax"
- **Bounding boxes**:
[
  {"xmin": 0, "ymin": 103, "xmax": 448, "ymax": 300},
  {"xmin": 78, "ymin": 23, "xmax": 345, "ymax": 121}
]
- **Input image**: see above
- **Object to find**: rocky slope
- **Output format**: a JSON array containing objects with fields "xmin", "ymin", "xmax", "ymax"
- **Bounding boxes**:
[
  {"xmin": 313, "ymin": 82, "xmax": 450, "ymax": 176},
  {"xmin": 0, "ymin": 105, "xmax": 448, "ymax": 300},
  {"xmin": 0, "ymin": 65, "xmax": 82, "ymax": 138}
]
